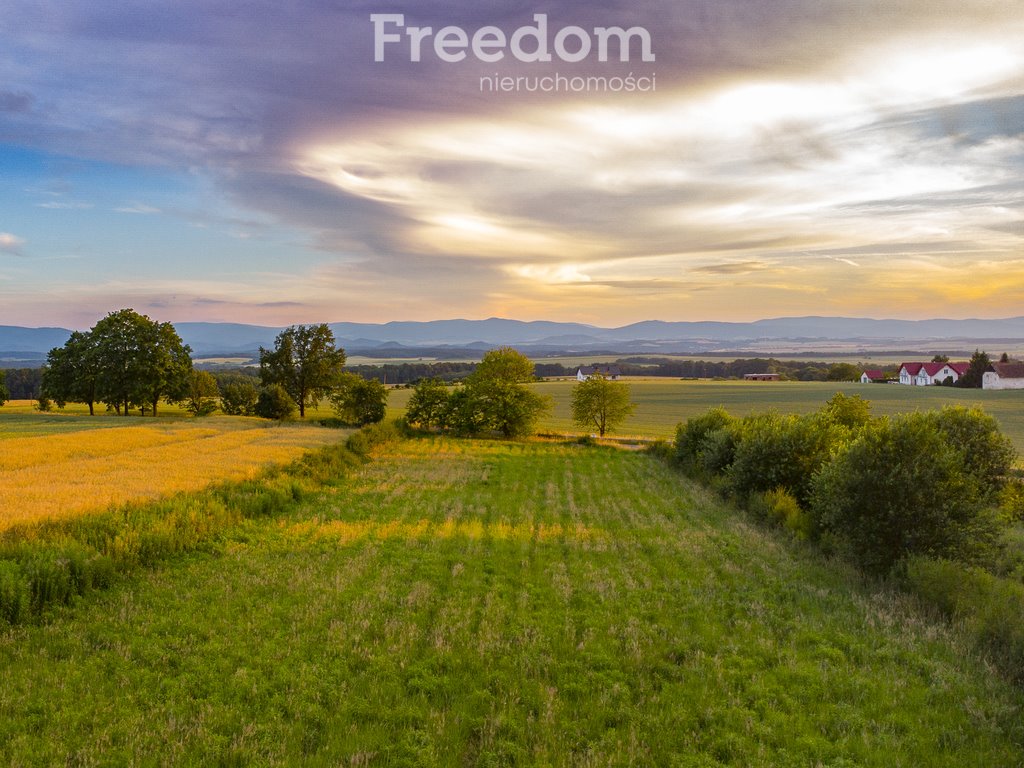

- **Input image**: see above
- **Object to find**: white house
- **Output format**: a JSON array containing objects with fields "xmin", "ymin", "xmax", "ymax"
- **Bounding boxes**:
[
  {"xmin": 576, "ymin": 365, "xmax": 621, "ymax": 381},
  {"xmin": 898, "ymin": 361, "xmax": 968, "ymax": 386},
  {"xmin": 860, "ymin": 369, "xmax": 885, "ymax": 383},
  {"xmin": 983, "ymin": 362, "xmax": 1024, "ymax": 390}
]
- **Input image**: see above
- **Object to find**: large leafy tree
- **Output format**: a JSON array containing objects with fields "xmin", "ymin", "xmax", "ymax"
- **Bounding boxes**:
[
  {"xmin": 456, "ymin": 347, "xmax": 550, "ymax": 438},
  {"xmin": 571, "ymin": 374, "xmax": 635, "ymax": 437},
  {"xmin": 259, "ymin": 324, "xmax": 346, "ymax": 418},
  {"xmin": 89, "ymin": 309, "xmax": 193, "ymax": 416},
  {"xmin": 43, "ymin": 331, "xmax": 100, "ymax": 414}
]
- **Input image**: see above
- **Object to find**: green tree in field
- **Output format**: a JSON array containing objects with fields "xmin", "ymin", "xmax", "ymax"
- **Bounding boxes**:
[
  {"xmin": 405, "ymin": 378, "xmax": 450, "ymax": 431},
  {"xmin": 456, "ymin": 347, "xmax": 550, "ymax": 438},
  {"xmin": 219, "ymin": 378, "xmax": 259, "ymax": 416},
  {"xmin": 254, "ymin": 384, "xmax": 297, "ymax": 420},
  {"xmin": 43, "ymin": 330, "xmax": 101, "ymax": 414},
  {"xmin": 571, "ymin": 374, "xmax": 635, "ymax": 437},
  {"xmin": 0, "ymin": 369, "xmax": 7, "ymax": 406},
  {"xmin": 181, "ymin": 370, "xmax": 220, "ymax": 416},
  {"xmin": 826, "ymin": 363, "xmax": 861, "ymax": 382},
  {"xmin": 931, "ymin": 354, "xmax": 950, "ymax": 363},
  {"xmin": 956, "ymin": 349, "xmax": 990, "ymax": 389},
  {"xmin": 89, "ymin": 309, "xmax": 192, "ymax": 416},
  {"xmin": 259, "ymin": 324, "xmax": 345, "ymax": 418},
  {"xmin": 331, "ymin": 372, "xmax": 388, "ymax": 425}
]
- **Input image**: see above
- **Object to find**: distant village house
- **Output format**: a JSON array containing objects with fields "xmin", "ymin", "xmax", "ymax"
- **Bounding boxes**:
[
  {"xmin": 860, "ymin": 369, "xmax": 886, "ymax": 383},
  {"xmin": 983, "ymin": 361, "xmax": 1024, "ymax": 390},
  {"xmin": 897, "ymin": 361, "xmax": 968, "ymax": 386},
  {"xmin": 743, "ymin": 373, "xmax": 780, "ymax": 381},
  {"xmin": 576, "ymin": 365, "xmax": 622, "ymax": 381}
]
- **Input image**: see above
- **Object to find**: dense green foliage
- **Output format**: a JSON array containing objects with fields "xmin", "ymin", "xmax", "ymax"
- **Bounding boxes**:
[
  {"xmin": 0, "ymin": 368, "xmax": 41, "ymax": 400},
  {"xmin": 254, "ymin": 383, "xmax": 297, "ymax": 420},
  {"xmin": 259, "ymin": 324, "xmax": 346, "ymax": 418},
  {"xmin": 570, "ymin": 374, "xmax": 635, "ymax": 436},
  {"xmin": 404, "ymin": 378, "xmax": 450, "ymax": 430},
  {"xmin": 2, "ymin": 439, "xmax": 1022, "ymax": 764},
  {"xmin": 43, "ymin": 310, "xmax": 193, "ymax": 416},
  {"xmin": 330, "ymin": 372, "xmax": 388, "ymax": 425},
  {"xmin": 219, "ymin": 378, "xmax": 259, "ymax": 416},
  {"xmin": 957, "ymin": 348, "xmax": 991, "ymax": 388},
  {"xmin": 0, "ymin": 369, "xmax": 7, "ymax": 406},
  {"xmin": 402, "ymin": 349, "xmax": 550, "ymax": 438},
  {"xmin": 674, "ymin": 397, "xmax": 1024, "ymax": 681},
  {"xmin": 812, "ymin": 413, "xmax": 1004, "ymax": 574}
]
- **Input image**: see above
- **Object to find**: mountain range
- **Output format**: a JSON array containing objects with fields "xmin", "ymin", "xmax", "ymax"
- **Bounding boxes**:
[{"xmin": 3, "ymin": 316, "xmax": 1024, "ymax": 363}]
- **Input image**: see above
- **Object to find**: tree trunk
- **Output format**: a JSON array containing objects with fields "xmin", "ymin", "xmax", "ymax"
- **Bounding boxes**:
[
  {"xmin": 88, "ymin": 400, "xmax": 94, "ymax": 416},
  {"xmin": 152, "ymin": 397, "xmax": 158, "ymax": 416}
]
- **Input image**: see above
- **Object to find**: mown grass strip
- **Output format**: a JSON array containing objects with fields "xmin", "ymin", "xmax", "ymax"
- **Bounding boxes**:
[{"xmin": 0, "ymin": 421, "xmax": 404, "ymax": 625}]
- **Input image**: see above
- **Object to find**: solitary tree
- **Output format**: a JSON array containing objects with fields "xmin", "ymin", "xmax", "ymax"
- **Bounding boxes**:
[
  {"xmin": 571, "ymin": 374, "xmax": 635, "ymax": 437},
  {"xmin": 460, "ymin": 347, "xmax": 550, "ymax": 438},
  {"xmin": 331, "ymin": 372, "xmax": 388, "ymax": 425},
  {"xmin": 259, "ymin": 324, "xmax": 345, "ymax": 418}
]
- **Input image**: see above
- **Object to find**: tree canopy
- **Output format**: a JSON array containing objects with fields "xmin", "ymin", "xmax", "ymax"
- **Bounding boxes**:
[
  {"xmin": 259, "ymin": 324, "xmax": 346, "ymax": 418},
  {"xmin": 43, "ymin": 309, "xmax": 192, "ymax": 416},
  {"xmin": 331, "ymin": 372, "xmax": 388, "ymax": 425}
]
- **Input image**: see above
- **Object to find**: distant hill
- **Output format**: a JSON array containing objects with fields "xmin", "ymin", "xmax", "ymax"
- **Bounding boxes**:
[{"xmin": 3, "ymin": 316, "xmax": 1024, "ymax": 364}]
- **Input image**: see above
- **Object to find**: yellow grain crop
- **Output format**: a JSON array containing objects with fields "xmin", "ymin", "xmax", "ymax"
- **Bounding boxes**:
[{"xmin": 0, "ymin": 422, "xmax": 342, "ymax": 530}]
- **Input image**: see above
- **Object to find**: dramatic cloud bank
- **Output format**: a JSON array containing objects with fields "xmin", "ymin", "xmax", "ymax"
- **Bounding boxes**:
[{"xmin": 1, "ymin": 0, "xmax": 1022, "ymax": 325}]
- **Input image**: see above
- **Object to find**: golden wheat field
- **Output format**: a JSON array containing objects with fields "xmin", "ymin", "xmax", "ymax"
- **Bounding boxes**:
[{"xmin": 0, "ymin": 419, "xmax": 344, "ymax": 531}]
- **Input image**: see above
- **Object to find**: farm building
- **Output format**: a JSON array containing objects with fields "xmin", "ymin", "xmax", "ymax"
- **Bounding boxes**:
[
  {"xmin": 860, "ymin": 369, "xmax": 886, "ymax": 383},
  {"xmin": 576, "ymin": 365, "xmax": 622, "ymax": 381},
  {"xmin": 743, "ymin": 373, "xmax": 780, "ymax": 381},
  {"xmin": 983, "ymin": 361, "xmax": 1024, "ymax": 390},
  {"xmin": 897, "ymin": 361, "xmax": 968, "ymax": 386}
]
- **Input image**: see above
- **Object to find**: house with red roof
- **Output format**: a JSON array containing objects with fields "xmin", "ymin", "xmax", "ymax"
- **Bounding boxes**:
[
  {"xmin": 897, "ymin": 361, "xmax": 969, "ymax": 386},
  {"xmin": 859, "ymin": 369, "xmax": 886, "ymax": 383},
  {"xmin": 983, "ymin": 361, "xmax": 1024, "ymax": 390}
]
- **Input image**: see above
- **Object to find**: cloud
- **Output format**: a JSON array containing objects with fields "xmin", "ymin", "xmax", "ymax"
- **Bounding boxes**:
[
  {"xmin": 114, "ymin": 204, "xmax": 160, "ymax": 214},
  {"xmin": 691, "ymin": 261, "xmax": 770, "ymax": 275},
  {"xmin": 0, "ymin": 233, "xmax": 26, "ymax": 255}
]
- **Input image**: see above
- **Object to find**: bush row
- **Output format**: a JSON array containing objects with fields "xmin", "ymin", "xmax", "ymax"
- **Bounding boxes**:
[
  {"xmin": 0, "ymin": 422, "xmax": 404, "ymax": 626},
  {"xmin": 674, "ymin": 394, "xmax": 1024, "ymax": 682}
]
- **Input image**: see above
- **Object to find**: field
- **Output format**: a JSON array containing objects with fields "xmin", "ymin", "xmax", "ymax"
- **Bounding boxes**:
[
  {"xmin": 1, "ymin": 438, "xmax": 1022, "ymax": 764},
  {"xmin": 0, "ymin": 407, "xmax": 346, "ymax": 531},
  {"xmin": 386, "ymin": 379, "xmax": 1024, "ymax": 452}
]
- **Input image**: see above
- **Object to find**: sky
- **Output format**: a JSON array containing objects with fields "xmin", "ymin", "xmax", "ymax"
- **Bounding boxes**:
[{"xmin": 1, "ymin": 0, "xmax": 1023, "ymax": 329}]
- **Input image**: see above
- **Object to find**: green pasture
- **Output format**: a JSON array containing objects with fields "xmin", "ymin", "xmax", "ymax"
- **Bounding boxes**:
[
  {"xmin": 2, "ymin": 438, "xmax": 1022, "ymax": 765},
  {"xmin": 387, "ymin": 379, "xmax": 1024, "ymax": 452}
]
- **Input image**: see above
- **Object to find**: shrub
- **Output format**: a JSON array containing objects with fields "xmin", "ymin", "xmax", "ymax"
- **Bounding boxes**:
[
  {"xmin": 727, "ymin": 412, "xmax": 845, "ymax": 506},
  {"xmin": 220, "ymin": 380, "xmax": 259, "ymax": 416},
  {"xmin": 811, "ymin": 414, "xmax": 1003, "ymax": 575},
  {"xmin": 330, "ymin": 373, "xmax": 387, "ymax": 425},
  {"xmin": 930, "ymin": 406, "xmax": 1016, "ymax": 498},
  {"xmin": 820, "ymin": 392, "xmax": 871, "ymax": 430},
  {"xmin": 254, "ymin": 384, "xmax": 297, "ymax": 420},
  {"xmin": 675, "ymin": 407, "xmax": 735, "ymax": 472}
]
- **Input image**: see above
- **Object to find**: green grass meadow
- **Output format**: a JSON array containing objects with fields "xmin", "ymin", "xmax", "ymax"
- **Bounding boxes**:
[
  {"xmin": 2, "ymin": 438, "xmax": 1023, "ymax": 765},
  {"xmin": 387, "ymin": 379, "xmax": 1024, "ymax": 452}
]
